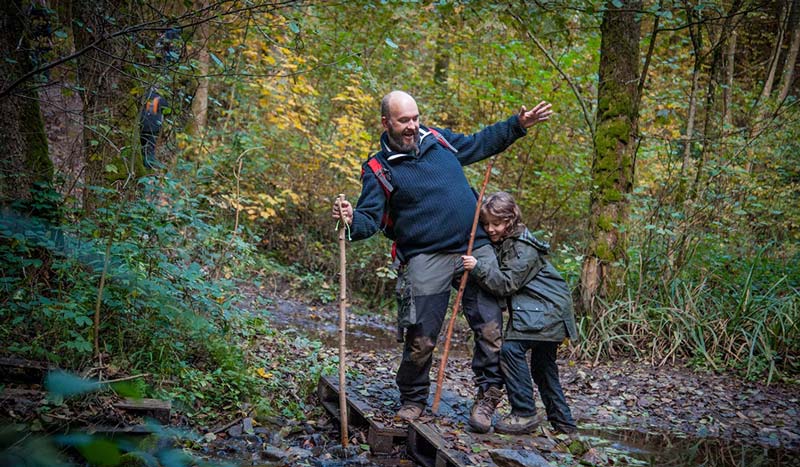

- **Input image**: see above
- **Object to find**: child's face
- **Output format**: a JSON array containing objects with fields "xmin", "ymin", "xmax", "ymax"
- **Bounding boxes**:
[{"xmin": 483, "ymin": 215, "xmax": 512, "ymax": 243}]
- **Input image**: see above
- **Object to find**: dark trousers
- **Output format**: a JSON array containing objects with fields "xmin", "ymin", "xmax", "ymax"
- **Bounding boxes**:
[
  {"xmin": 141, "ymin": 131, "xmax": 158, "ymax": 169},
  {"xmin": 395, "ymin": 246, "xmax": 503, "ymax": 406},
  {"xmin": 500, "ymin": 340, "xmax": 575, "ymax": 429}
]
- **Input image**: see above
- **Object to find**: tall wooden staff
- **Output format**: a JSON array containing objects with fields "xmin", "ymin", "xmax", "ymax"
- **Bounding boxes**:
[
  {"xmin": 432, "ymin": 158, "xmax": 496, "ymax": 414},
  {"xmin": 337, "ymin": 194, "xmax": 349, "ymax": 447}
]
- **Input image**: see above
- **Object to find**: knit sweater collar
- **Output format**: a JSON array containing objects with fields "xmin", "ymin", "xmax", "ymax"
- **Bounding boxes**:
[{"xmin": 380, "ymin": 125, "xmax": 438, "ymax": 161}]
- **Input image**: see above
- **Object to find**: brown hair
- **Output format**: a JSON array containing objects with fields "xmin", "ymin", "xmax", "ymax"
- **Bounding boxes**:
[{"xmin": 480, "ymin": 191, "xmax": 522, "ymax": 237}]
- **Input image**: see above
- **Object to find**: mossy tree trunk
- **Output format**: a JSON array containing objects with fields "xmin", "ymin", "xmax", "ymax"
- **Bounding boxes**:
[
  {"xmin": 0, "ymin": 0, "xmax": 53, "ymax": 208},
  {"xmin": 579, "ymin": 0, "xmax": 641, "ymax": 313}
]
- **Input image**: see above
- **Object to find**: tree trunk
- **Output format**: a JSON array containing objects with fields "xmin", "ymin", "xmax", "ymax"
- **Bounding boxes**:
[
  {"xmin": 73, "ymin": 0, "xmax": 136, "ymax": 211},
  {"xmin": 677, "ymin": 12, "xmax": 703, "ymax": 204},
  {"xmin": 579, "ymin": 0, "xmax": 642, "ymax": 313},
  {"xmin": 0, "ymin": 0, "xmax": 53, "ymax": 207},
  {"xmin": 778, "ymin": 0, "xmax": 800, "ymax": 102},
  {"xmin": 722, "ymin": 31, "xmax": 737, "ymax": 127},
  {"xmin": 690, "ymin": 0, "xmax": 742, "ymax": 200},
  {"xmin": 757, "ymin": 1, "xmax": 789, "ymax": 107},
  {"xmin": 190, "ymin": 0, "xmax": 210, "ymax": 136}
]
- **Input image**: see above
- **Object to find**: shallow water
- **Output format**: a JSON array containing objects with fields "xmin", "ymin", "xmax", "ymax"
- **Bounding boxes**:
[{"xmin": 583, "ymin": 427, "xmax": 800, "ymax": 466}]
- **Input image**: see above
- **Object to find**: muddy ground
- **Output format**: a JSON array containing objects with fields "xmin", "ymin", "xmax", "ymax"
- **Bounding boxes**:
[{"xmin": 230, "ymin": 286, "xmax": 800, "ymax": 466}]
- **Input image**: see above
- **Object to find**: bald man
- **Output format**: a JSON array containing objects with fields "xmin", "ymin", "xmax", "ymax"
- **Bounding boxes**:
[{"xmin": 333, "ymin": 91, "xmax": 552, "ymax": 431}]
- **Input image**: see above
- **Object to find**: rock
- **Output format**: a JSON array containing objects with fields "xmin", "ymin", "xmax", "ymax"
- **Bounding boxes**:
[
  {"xmin": 243, "ymin": 417, "xmax": 255, "ymax": 434},
  {"xmin": 262, "ymin": 445, "xmax": 290, "ymax": 461},
  {"xmin": 227, "ymin": 424, "xmax": 243, "ymax": 437},
  {"xmin": 489, "ymin": 449, "xmax": 552, "ymax": 467},
  {"xmin": 286, "ymin": 446, "xmax": 314, "ymax": 460},
  {"xmin": 581, "ymin": 447, "xmax": 608, "ymax": 465}
]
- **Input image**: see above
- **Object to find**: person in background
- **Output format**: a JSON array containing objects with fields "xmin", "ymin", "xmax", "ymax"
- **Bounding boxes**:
[
  {"xmin": 139, "ymin": 87, "xmax": 166, "ymax": 169},
  {"xmin": 461, "ymin": 191, "xmax": 578, "ymax": 435}
]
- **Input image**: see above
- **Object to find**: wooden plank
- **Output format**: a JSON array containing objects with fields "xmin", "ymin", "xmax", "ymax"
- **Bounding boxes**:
[
  {"xmin": 0, "ymin": 357, "xmax": 52, "ymax": 383},
  {"xmin": 317, "ymin": 375, "xmax": 406, "ymax": 453},
  {"xmin": 113, "ymin": 398, "xmax": 171, "ymax": 424},
  {"xmin": 1, "ymin": 387, "xmax": 46, "ymax": 399},
  {"xmin": 408, "ymin": 421, "xmax": 467, "ymax": 467},
  {"xmin": 86, "ymin": 424, "xmax": 160, "ymax": 436}
]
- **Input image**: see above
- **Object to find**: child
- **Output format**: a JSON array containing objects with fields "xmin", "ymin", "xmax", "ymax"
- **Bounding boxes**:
[{"xmin": 462, "ymin": 191, "xmax": 578, "ymax": 435}]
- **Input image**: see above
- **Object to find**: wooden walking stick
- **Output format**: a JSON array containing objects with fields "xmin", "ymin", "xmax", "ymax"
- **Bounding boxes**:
[
  {"xmin": 432, "ymin": 157, "xmax": 496, "ymax": 414},
  {"xmin": 337, "ymin": 194, "xmax": 349, "ymax": 447}
]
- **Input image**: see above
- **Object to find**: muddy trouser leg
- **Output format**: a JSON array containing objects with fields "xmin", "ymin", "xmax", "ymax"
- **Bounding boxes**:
[
  {"xmin": 530, "ymin": 341, "xmax": 576, "ymax": 428},
  {"xmin": 500, "ymin": 339, "xmax": 538, "ymax": 417},
  {"xmin": 460, "ymin": 244, "xmax": 504, "ymax": 392},
  {"xmin": 395, "ymin": 253, "xmax": 453, "ymax": 407},
  {"xmin": 395, "ymin": 293, "xmax": 449, "ymax": 406}
]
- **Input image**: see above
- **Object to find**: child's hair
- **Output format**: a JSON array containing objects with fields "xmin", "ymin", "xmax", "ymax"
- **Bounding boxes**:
[{"xmin": 481, "ymin": 191, "xmax": 522, "ymax": 233}]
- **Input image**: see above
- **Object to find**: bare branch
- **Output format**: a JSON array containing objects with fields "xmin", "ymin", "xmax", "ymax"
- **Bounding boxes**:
[{"xmin": 508, "ymin": 12, "xmax": 595, "ymax": 140}]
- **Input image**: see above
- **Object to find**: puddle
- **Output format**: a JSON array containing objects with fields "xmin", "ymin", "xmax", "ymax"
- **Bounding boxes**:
[
  {"xmin": 584, "ymin": 427, "xmax": 800, "ymax": 466},
  {"xmin": 265, "ymin": 299, "xmax": 472, "ymax": 357}
]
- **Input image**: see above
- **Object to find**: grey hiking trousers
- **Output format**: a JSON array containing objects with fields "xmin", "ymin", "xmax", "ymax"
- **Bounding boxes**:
[{"xmin": 395, "ymin": 244, "xmax": 504, "ymax": 406}]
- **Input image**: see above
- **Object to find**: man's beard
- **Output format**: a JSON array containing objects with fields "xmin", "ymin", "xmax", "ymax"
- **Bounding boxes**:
[{"xmin": 386, "ymin": 127, "xmax": 420, "ymax": 153}]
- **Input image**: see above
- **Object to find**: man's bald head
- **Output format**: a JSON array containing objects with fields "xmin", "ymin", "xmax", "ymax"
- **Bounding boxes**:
[{"xmin": 381, "ymin": 91, "xmax": 416, "ymax": 119}]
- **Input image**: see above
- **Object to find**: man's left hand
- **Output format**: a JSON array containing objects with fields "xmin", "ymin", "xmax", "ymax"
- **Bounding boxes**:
[{"xmin": 518, "ymin": 101, "xmax": 553, "ymax": 128}]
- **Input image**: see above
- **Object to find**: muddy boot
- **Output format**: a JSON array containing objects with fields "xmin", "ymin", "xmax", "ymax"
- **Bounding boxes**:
[
  {"xmin": 468, "ymin": 386, "xmax": 502, "ymax": 433},
  {"xmin": 551, "ymin": 421, "xmax": 578, "ymax": 435},
  {"xmin": 395, "ymin": 403, "xmax": 423, "ymax": 422},
  {"xmin": 495, "ymin": 413, "xmax": 543, "ymax": 435}
]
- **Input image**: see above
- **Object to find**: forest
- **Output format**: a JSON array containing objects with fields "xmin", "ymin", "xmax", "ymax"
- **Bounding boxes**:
[{"xmin": 1, "ymin": 1, "xmax": 798, "ymax": 466}]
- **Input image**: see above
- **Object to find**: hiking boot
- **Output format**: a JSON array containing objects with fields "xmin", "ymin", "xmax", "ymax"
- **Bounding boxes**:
[
  {"xmin": 551, "ymin": 421, "xmax": 578, "ymax": 435},
  {"xmin": 495, "ymin": 413, "xmax": 542, "ymax": 435},
  {"xmin": 468, "ymin": 386, "xmax": 503, "ymax": 433},
  {"xmin": 395, "ymin": 403, "xmax": 423, "ymax": 422}
]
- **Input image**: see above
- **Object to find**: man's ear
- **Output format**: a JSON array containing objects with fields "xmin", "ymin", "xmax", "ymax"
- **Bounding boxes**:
[{"xmin": 381, "ymin": 116, "xmax": 389, "ymax": 130}]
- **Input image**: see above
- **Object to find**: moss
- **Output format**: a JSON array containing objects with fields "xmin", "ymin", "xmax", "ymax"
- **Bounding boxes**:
[
  {"xmin": 603, "ymin": 188, "xmax": 623, "ymax": 203},
  {"xmin": 118, "ymin": 452, "xmax": 148, "ymax": 467},
  {"xmin": 594, "ymin": 240, "xmax": 614, "ymax": 261},
  {"xmin": 597, "ymin": 214, "xmax": 614, "ymax": 231}
]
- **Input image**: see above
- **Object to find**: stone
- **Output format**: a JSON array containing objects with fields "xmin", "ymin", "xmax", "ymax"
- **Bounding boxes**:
[{"xmin": 489, "ymin": 449, "xmax": 552, "ymax": 467}]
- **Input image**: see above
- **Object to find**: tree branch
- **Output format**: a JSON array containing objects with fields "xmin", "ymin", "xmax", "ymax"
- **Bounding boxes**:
[
  {"xmin": 509, "ymin": 12, "xmax": 595, "ymax": 140},
  {"xmin": 0, "ymin": 0, "xmax": 300, "ymax": 98}
]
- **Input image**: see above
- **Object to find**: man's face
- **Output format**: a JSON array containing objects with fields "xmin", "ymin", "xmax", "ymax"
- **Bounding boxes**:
[{"xmin": 382, "ymin": 95, "xmax": 420, "ymax": 153}]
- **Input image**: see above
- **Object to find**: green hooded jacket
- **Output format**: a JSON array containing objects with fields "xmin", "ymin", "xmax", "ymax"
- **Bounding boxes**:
[{"xmin": 470, "ymin": 226, "xmax": 579, "ymax": 342}]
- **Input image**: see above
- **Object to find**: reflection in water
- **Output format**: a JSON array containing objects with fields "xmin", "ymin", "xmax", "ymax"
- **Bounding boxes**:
[
  {"xmin": 584, "ymin": 427, "xmax": 799, "ymax": 467},
  {"xmin": 265, "ymin": 299, "xmax": 472, "ymax": 357}
]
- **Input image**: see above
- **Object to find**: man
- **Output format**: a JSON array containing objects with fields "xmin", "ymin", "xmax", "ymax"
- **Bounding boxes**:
[
  {"xmin": 139, "ymin": 87, "xmax": 166, "ymax": 169},
  {"xmin": 332, "ymin": 91, "xmax": 552, "ymax": 431}
]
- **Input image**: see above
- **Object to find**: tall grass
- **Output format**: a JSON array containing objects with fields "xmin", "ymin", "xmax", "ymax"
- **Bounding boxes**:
[{"xmin": 578, "ymin": 252, "xmax": 799, "ymax": 382}]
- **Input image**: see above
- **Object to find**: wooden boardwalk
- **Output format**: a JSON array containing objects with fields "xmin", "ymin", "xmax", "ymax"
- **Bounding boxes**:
[{"xmin": 318, "ymin": 374, "xmax": 561, "ymax": 467}]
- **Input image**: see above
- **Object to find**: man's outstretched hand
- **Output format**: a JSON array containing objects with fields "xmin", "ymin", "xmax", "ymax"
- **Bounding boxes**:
[{"xmin": 518, "ymin": 101, "xmax": 553, "ymax": 128}]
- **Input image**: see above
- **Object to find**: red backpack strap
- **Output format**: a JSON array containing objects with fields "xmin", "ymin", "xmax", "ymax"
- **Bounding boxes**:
[
  {"xmin": 429, "ymin": 128, "xmax": 458, "ymax": 152},
  {"xmin": 364, "ymin": 156, "xmax": 396, "ymax": 256},
  {"xmin": 366, "ymin": 157, "xmax": 393, "ymax": 197}
]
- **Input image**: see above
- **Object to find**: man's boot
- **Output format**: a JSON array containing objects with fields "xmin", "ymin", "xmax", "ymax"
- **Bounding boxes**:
[{"xmin": 468, "ymin": 386, "xmax": 502, "ymax": 433}]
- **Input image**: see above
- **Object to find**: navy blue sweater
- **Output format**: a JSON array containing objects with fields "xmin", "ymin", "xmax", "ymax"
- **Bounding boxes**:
[{"xmin": 350, "ymin": 115, "xmax": 527, "ymax": 261}]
